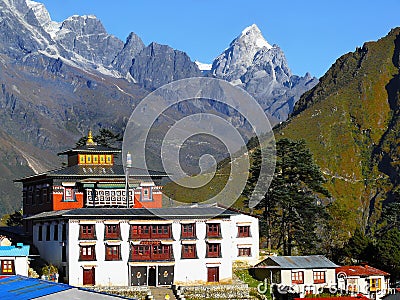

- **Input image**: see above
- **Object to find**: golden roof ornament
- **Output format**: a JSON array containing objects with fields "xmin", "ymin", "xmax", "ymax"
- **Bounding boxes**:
[{"xmin": 86, "ymin": 130, "xmax": 97, "ymax": 146}]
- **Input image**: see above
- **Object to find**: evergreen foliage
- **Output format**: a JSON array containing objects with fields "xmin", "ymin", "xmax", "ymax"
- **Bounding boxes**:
[
  {"xmin": 246, "ymin": 138, "xmax": 330, "ymax": 255},
  {"xmin": 6, "ymin": 210, "xmax": 23, "ymax": 226},
  {"xmin": 75, "ymin": 129, "xmax": 122, "ymax": 148}
]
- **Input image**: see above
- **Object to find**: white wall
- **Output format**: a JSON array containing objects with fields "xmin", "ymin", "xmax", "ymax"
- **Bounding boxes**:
[
  {"xmin": 231, "ymin": 214, "xmax": 259, "ymax": 264},
  {"xmin": 280, "ymin": 268, "xmax": 337, "ymax": 297},
  {"xmin": 0, "ymin": 256, "xmax": 29, "ymax": 276},
  {"xmin": 33, "ymin": 212, "xmax": 259, "ymax": 287},
  {"xmin": 68, "ymin": 220, "xmax": 130, "ymax": 286}
]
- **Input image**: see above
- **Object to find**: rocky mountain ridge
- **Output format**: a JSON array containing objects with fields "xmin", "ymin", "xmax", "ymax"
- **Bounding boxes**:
[{"xmin": 0, "ymin": 0, "xmax": 317, "ymax": 214}]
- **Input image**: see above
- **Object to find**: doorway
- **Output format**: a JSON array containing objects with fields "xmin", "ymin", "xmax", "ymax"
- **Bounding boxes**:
[
  {"xmin": 148, "ymin": 266, "xmax": 157, "ymax": 286},
  {"xmin": 207, "ymin": 267, "xmax": 219, "ymax": 282},
  {"xmin": 83, "ymin": 267, "xmax": 95, "ymax": 285}
]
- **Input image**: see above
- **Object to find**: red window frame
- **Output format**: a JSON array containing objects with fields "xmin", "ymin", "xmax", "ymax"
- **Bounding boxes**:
[
  {"xmin": 105, "ymin": 245, "xmax": 121, "ymax": 261},
  {"xmin": 105, "ymin": 224, "xmax": 120, "ymax": 240},
  {"xmin": 1, "ymin": 260, "xmax": 15, "ymax": 275},
  {"xmin": 181, "ymin": 223, "xmax": 196, "ymax": 238},
  {"xmin": 206, "ymin": 223, "xmax": 221, "ymax": 238},
  {"xmin": 238, "ymin": 247, "xmax": 251, "ymax": 257},
  {"xmin": 181, "ymin": 244, "xmax": 197, "ymax": 259},
  {"xmin": 313, "ymin": 271, "xmax": 326, "ymax": 284},
  {"xmin": 130, "ymin": 225, "xmax": 151, "ymax": 239},
  {"xmin": 291, "ymin": 271, "xmax": 304, "ymax": 284},
  {"xmin": 130, "ymin": 244, "xmax": 172, "ymax": 261},
  {"xmin": 151, "ymin": 225, "xmax": 171, "ymax": 239},
  {"xmin": 79, "ymin": 245, "xmax": 96, "ymax": 261},
  {"xmin": 206, "ymin": 243, "xmax": 221, "ymax": 258},
  {"xmin": 79, "ymin": 224, "xmax": 96, "ymax": 240},
  {"xmin": 238, "ymin": 226, "xmax": 250, "ymax": 237}
]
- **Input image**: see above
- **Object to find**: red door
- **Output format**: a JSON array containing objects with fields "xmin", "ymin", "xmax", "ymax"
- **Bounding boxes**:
[
  {"xmin": 207, "ymin": 267, "xmax": 219, "ymax": 282},
  {"xmin": 83, "ymin": 267, "xmax": 95, "ymax": 285}
]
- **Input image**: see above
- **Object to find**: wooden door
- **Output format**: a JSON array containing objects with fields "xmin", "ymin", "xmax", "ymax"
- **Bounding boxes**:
[
  {"xmin": 131, "ymin": 266, "xmax": 147, "ymax": 286},
  {"xmin": 207, "ymin": 267, "xmax": 219, "ymax": 282},
  {"xmin": 83, "ymin": 267, "xmax": 95, "ymax": 285}
]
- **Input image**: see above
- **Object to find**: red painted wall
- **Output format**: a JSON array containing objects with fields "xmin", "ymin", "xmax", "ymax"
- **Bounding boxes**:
[
  {"xmin": 52, "ymin": 192, "xmax": 84, "ymax": 210},
  {"xmin": 133, "ymin": 193, "xmax": 163, "ymax": 208}
]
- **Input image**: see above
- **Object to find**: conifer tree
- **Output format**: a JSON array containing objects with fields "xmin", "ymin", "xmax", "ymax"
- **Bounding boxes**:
[{"xmin": 247, "ymin": 138, "xmax": 330, "ymax": 254}]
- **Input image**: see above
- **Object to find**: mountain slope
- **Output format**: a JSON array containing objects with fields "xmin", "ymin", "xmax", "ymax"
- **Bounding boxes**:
[{"xmin": 277, "ymin": 27, "xmax": 400, "ymax": 236}]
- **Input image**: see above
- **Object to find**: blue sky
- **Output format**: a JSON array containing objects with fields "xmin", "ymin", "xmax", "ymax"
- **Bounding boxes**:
[{"xmin": 37, "ymin": 0, "xmax": 399, "ymax": 78}]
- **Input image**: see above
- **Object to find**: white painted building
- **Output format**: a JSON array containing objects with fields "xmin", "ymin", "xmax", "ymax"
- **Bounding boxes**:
[
  {"xmin": 0, "ymin": 237, "xmax": 30, "ymax": 277},
  {"xmin": 336, "ymin": 265, "xmax": 391, "ymax": 300},
  {"xmin": 28, "ymin": 205, "xmax": 259, "ymax": 286},
  {"xmin": 252, "ymin": 255, "xmax": 338, "ymax": 298}
]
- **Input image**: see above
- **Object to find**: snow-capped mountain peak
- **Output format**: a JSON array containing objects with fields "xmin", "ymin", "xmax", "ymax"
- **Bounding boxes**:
[
  {"xmin": 26, "ymin": 0, "xmax": 60, "ymax": 38},
  {"xmin": 212, "ymin": 23, "xmax": 274, "ymax": 82},
  {"xmin": 239, "ymin": 24, "xmax": 272, "ymax": 50}
]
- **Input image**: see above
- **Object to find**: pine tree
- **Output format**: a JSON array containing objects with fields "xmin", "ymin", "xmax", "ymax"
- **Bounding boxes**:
[{"xmin": 253, "ymin": 138, "xmax": 330, "ymax": 254}]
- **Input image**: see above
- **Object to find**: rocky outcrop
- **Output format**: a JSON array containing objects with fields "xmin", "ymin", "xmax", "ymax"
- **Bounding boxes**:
[{"xmin": 129, "ymin": 42, "xmax": 202, "ymax": 90}]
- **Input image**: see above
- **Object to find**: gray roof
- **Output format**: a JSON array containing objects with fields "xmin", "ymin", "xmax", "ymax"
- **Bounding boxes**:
[
  {"xmin": 57, "ymin": 145, "xmax": 121, "ymax": 155},
  {"xmin": 16, "ymin": 165, "xmax": 167, "ymax": 182},
  {"xmin": 254, "ymin": 255, "xmax": 339, "ymax": 269},
  {"xmin": 26, "ymin": 207, "xmax": 239, "ymax": 221}
]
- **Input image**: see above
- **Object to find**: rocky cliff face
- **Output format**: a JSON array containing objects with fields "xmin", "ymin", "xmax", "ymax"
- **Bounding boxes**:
[
  {"xmin": 211, "ymin": 24, "xmax": 318, "ymax": 121},
  {"xmin": 130, "ymin": 42, "xmax": 202, "ymax": 90}
]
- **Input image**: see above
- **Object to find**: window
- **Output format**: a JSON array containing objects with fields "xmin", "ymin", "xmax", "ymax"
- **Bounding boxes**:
[
  {"xmin": 105, "ymin": 224, "xmax": 120, "ymax": 240},
  {"xmin": 79, "ymin": 245, "xmax": 96, "ymax": 261},
  {"xmin": 151, "ymin": 225, "xmax": 171, "ymax": 239},
  {"xmin": 130, "ymin": 225, "xmax": 151, "ymax": 239},
  {"xmin": 38, "ymin": 225, "xmax": 42, "ymax": 241},
  {"xmin": 64, "ymin": 188, "xmax": 74, "ymax": 201},
  {"xmin": 62, "ymin": 223, "xmax": 67, "ymax": 241},
  {"xmin": 238, "ymin": 248, "xmax": 251, "ymax": 257},
  {"xmin": 370, "ymin": 278, "xmax": 381, "ymax": 291},
  {"xmin": 46, "ymin": 225, "xmax": 51, "ymax": 241},
  {"xmin": 181, "ymin": 244, "xmax": 197, "ymax": 259},
  {"xmin": 105, "ymin": 245, "xmax": 121, "ymax": 261},
  {"xmin": 142, "ymin": 188, "xmax": 150, "ymax": 200},
  {"xmin": 130, "ymin": 224, "xmax": 171, "ymax": 239},
  {"xmin": 181, "ymin": 223, "xmax": 196, "ymax": 238},
  {"xmin": 132, "ymin": 245, "xmax": 151, "ymax": 256},
  {"xmin": 313, "ymin": 271, "xmax": 326, "ymax": 284},
  {"xmin": 43, "ymin": 187, "xmax": 48, "ymax": 203},
  {"xmin": 206, "ymin": 223, "xmax": 221, "ymax": 238},
  {"xmin": 1, "ymin": 260, "xmax": 14, "ymax": 275},
  {"xmin": 291, "ymin": 271, "xmax": 304, "ymax": 284},
  {"xmin": 36, "ymin": 188, "xmax": 42, "ymax": 204},
  {"xmin": 206, "ymin": 243, "xmax": 221, "ymax": 258},
  {"xmin": 130, "ymin": 244, "xmax": 172, "ymax": 261},
  {"xmin": 238, "ymin": 226, "xmax": 250, "ymax": 237},
  {"xmin": 79, "ymin": 224, "xmax": 96, "ymax": 240},
  {"xmin": 53, "ymin": 224, "xmax": 58, "ymax": 241}
]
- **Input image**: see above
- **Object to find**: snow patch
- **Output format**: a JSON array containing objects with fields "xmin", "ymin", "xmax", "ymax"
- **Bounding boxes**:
[{"xmin": 195, "ymin": 61, "xmax": 212, "ymax": 71}]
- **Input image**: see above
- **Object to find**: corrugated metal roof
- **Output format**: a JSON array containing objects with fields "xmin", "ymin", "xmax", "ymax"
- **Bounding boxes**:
[
  {"xmin": 0, "ymin": 276, "xmax": 127, "ymax": 299},
  {"xmin": 254, "ymin": 255, "xmax": 339, "ymax": 269},
  {"xmin": 26, "ymin": 207, "xmax": 239, "ymax": 220},
  {"xmin": 0, "ymin": 275, "xmax": 71, "ymax": 299},
  {"xmin": 336, "ymin": 265, "xmax": 390, "ymax": 277},
  {"xmin": 0, "ymin": 245, "xmax": 30, "ymax": 257}
]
